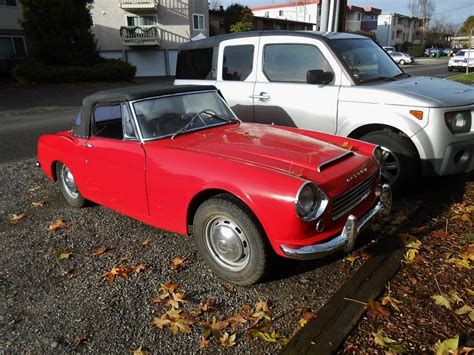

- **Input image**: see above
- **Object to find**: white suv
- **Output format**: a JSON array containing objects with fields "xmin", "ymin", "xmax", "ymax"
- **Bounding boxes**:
[{"xmin": 175, "ymin": 31, "xmax": 474, "ymax": 191}]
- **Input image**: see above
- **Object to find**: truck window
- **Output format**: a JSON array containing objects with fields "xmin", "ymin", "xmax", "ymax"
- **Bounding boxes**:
[
  {"xmin": 222, "ymin": 45, "xmax": 254, "ymax": 81},
  {"xmin": 175, "ymin": 48, "xmax": 213, "ymax": 80},
  {"xmin": 263, "ymin": 44, "xmax": 332, "ymax": 83}
]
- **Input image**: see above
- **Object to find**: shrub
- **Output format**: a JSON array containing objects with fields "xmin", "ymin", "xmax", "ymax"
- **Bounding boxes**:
[
  {"xmin": 12, "ymin": 59, "xmax": 136, "ymax": 83},
  {"xmin": 406, "ymin": 46, "xmax": 424, "ymax": 57}
]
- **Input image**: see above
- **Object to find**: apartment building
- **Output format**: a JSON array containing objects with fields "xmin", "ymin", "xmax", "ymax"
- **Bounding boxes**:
[
  {"xmin": 251, "ymin": 1, "xmax": 380, "ymax": 32},
  {"xmin": 91, "ymin": 0, "xmax": 209, "ymax": 77},
  {"xmin": 0, "ymin": 0, "xmax": 28, "ymax": 61},
  {"xmin": 375, "ymin": 13, "xmax": 423, "ymax": 48},
  {"xmin": 251, "ymin": 0, "xmax": 320, "ymax": 30},
  {"xmin": 345, "ymin": 5, "xmax": 381, "ymax": 32}
]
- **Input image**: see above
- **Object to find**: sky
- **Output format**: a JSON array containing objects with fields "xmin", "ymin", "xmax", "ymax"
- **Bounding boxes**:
[{"xmin": 220, "ymin": 0, "xmax": 473, "ymax": 26}]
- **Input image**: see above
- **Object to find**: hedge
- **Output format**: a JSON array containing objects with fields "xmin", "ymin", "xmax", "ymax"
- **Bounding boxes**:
[
  {"xmin": 12, "ymin": 59, "xmax": 136, "ymax": 83},
  {"xmin": 407, "ymin": 46, "xmax": 424, "ymax": 57}
]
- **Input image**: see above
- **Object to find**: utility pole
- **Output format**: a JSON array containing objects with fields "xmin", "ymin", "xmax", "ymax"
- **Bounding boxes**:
[{"xmin": 467, "ymin": 29, "xmax": 473, "ymax": 75}]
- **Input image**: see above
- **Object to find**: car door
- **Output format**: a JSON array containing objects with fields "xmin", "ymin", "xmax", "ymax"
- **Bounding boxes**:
[
  {"xmin": 253, "ymin": 36, "xmax": 341, "ymax": 133},
  {"xmin": 81, "ymin": 102, "xmax": 149, "ymax": 220},
  {"xmin": 215, "ymin": 37, "xmax": 259, "ymax": 122}
]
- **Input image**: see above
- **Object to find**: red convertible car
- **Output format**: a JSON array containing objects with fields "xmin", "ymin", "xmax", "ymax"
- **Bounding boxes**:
[{"xmin": 37, "ymin": 84, "xmax": 391, "ymax": 285}]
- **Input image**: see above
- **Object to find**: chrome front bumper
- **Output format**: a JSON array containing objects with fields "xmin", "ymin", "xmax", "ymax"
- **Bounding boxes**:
[{"xmin": 280, "ymin": 184, "xmax": 391, "ymax": 260}]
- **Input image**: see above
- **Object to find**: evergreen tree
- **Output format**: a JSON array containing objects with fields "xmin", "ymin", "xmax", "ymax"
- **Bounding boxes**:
[{"xmin": 21, "ymin": 0, "xmax": 99, "ymax": 66}]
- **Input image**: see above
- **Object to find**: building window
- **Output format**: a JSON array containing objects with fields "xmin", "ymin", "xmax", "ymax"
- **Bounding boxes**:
[
  {"xmin": 391, "ymin": 31, "xmax": 394, "ymax": 40},
  {"xmin": 193, "ymin": 14, "xmax": 205, "ymax": 31},
  {"xmin": 0, "ymin": 36, "xmax": 26, "ymax": 58},
  {"xmin": 265, "ymin": 11, "xmax": 269, "ymax": 17},
  {"xmin": 126, "ymin": 16, "xmax": 156, "ymax": 26},
  {"xmin": 0, "ymin": 0, "xmax": 17, "ymax": 6},
  {"xmin": 356, "ymin": 13, "xmax": 361, "ymax": 21},
  {"xmin": 279, "ymin": 10, "xmax": 284, "ymax": 16}
]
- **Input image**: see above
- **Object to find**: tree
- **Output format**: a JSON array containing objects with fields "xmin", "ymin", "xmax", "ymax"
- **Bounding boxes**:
[
  {"xmin": 230, "ymin": 7, "xmax": 255, "ymax": 33},
  {"xmin": 407, "ymin": 0, "xmax": 435, "ymax": 29},
  {"xmin": 224, "ymin": 3, "xmax": 254, "ymax": 33},
  {"xmin": 459, "ymin": 16, "xmax": 474, "ymax": 35},
  {"xmin": 21, "ymin": 0, "xmax": 99, "ymax": 66}
]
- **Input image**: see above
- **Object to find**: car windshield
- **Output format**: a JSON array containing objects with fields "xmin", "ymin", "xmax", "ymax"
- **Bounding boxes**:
[
  {"xmin": 328, "ymin": 38, "xmax": 403, "ymax": 84},
  {"xmin": 132, "ymin": 91, "xmax": 237, "ymax": 140}
]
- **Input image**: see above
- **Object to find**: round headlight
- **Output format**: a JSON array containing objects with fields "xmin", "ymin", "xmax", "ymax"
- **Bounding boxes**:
[
  {"xmin": 295, "ymin": 182, "xmax": 328, "ymax": 221},
  {"xmin": 373, "ymin": 145, "xmax": 383, "ymax": 164},
  {"xmin": 445, "ymin": 111, "xmax": 471, "ymax": 134}
]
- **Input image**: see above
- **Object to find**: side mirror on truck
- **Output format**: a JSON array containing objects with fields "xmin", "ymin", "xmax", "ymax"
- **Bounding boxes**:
[{"xmin": 306, "ymin": 70, "xmax": 334, "ymax": 85}]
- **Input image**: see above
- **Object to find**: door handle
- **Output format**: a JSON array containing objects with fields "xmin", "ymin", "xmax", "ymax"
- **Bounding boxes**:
[
  {"xmin": 250, "ymin": 92, "xmax": 270, "ymax": 102},
  {"xmin": 83, "ymin": 143, "xmax": 94, "ymax": 148}
]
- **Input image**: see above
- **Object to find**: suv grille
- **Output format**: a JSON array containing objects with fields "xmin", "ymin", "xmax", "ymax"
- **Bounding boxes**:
[{"xmin": 331, "ymin": 176, "xmax": 376, "ymax": 220}]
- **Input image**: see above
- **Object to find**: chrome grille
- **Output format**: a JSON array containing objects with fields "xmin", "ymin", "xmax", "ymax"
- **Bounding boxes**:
[{"xmin": 331, "ymin": 176, "xmax": 376, "ymax": 220}]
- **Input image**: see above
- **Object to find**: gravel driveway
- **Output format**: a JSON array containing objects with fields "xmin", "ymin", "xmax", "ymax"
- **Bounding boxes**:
[{"xmin": 1, "ymin": 159, "xmax": 361, "ymax": 353}]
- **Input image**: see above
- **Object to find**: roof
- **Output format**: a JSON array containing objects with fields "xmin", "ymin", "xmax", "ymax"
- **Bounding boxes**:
[
  {"xmin": 72, "ymin": 84, "xmax": 217, "ymax": 138},
  {"xmin": 252, "ymin": 0, "xmax": 319, "ymax": 11},
  {"xmin": 347, "ymin": 5, "xmax": 381, "ymax": 15},
  {"xmin": 178, "ymin": 30, "xmax": 366, "ymax": 51}
]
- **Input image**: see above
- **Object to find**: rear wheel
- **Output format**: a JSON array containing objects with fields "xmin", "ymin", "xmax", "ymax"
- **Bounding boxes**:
[
  {"xmin": 193, "ymin": 195, "xmax": 271, "ymax": 285},
  {"xmin": 360, "ymin": 131, "xmax": 419, "ymax": 193},
  {"xmin": 399, "ymin": 59, "xmax": 406, "ymax": 65},
  {"xmin": 56, "ymin": 162, "xmax": 86, "ymax": 208}
]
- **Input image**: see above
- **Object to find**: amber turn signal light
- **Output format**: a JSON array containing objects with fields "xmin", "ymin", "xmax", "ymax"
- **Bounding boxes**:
[{"xmin": 409, "ymin": 110, "xmax": 424, "ymax": 120}]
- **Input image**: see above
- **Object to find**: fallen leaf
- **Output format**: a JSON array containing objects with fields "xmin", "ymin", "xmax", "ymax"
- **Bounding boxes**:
[
  {"xmin": 299, "ymin": 275, "xmax": 312, "ymax": 283},
  {"xmin": 410, "ymin": 226, "xmax": 428, "ymax": 235},
  {"xmin": 153, "ymin": 309, "xmax": 193, "ymax": 335},
  {"xmin": 466, "ymin": 288, "xmax": 474, "ymax": 296},
  {"xmin": 404, "ymin": 248, "xmax": 419, "ymax": 263},
  {"xmin": 134, "ymin": 264, "xmax": 146, "ymax": 273},
  {"xmin": 249, "ymin": 328, "xmax": 289, "ymax": 347},
  {"xmin": 60, "ymin": 268, "xmax": 75, "ymax": 277},
  {"xmin": 171, "ymin": 256, "xmax": 186, "ymax": 271},
  {"xmin": 434, "ymin": 337, "xmax": 458, "ymax": 355},
  {"xmin": 382, "ymin": 294, "xmax": 402, "ymax": 312},
  {"xmin": 219, "ymin": 332, "xmax": 236, "ymax": 348},
  {"xmin": 223, "ymin": 283, "xmax": 235, "ymax": 293},
  {"xmin": 103, "ymin": 266, "xmax": 120, "ymax": 281},
  {"xmin": 431, "ymin": 295, "xmax": 452, "ymax": 310},
  {"xmin": 430, "ymin": 229, "xmax": 448, "ymax": 239},
  {"xmin": 339, "ymin": 141, "xmax": 353, "ymax": 151},
  {"xmin": 400, "ymin": 234, "xmax": 422, "ymax": 249},
  {"xmin": 48, "ymin": 218, "xmax": 67, "ymax": 232},
  {"xmin": 75, "ymin": 335, "xmax": 87, "ymax": 347},
  {"xmin": 373, "ymin": 329, "xmax": 396, "ymax": 347},
  {"xmin": 200, "ymin": 315, "xmax": 229, "ymax": 341},
  {"xmin": 454, "ymin": 305, "xmax": 474, "ymax": 321},
  {"xmin": 366, "ymin": 300, "xmax": 390, "ymax": 319},
  {"xmin": 32, "ymin": 201, "xmax": 46, "ymax": 208},
  {"xmin": 255, "ymin": 300, "xmax": 271, "ymax": 315},
  {"xmin": 9, "ymin": 213, "xmax": 26, "ymax": 224},
  {"xmin": 346, "ymin": 255, "xmax": 360, "ymax": 265},
  {"xmin": 56, "ymin": 250, "xmax": 72, "ymax": 260},
  {"xmin": 451, "ymin": 213, "xmax": 472, "ymax": 225},
  {"xmin": 167, "ymin": 292, "xmax": 189, "ymax": 309},
  {"xmin": 92, "ymin": 246, "xmax": 113, "ymax": 256},
  {"xmin": 199, "ymin": 336, "xmax": 210, "ymax": 349},
  {"xmin": 28, "ymin": 186, "xmax": 40, "ymax": 192},
  {"xmin": 447, "ymin": 258, "xmax": 471, "ymax": 269},
  {"xmin": 298, "ymin": 309, "xmax": 317, "ymax": 328},
  {"xmin": 132, "ymin": 345, "xmax": 146, "ymax": 355},
  {"xmin": 141, "ymin": 239, "xmax": 150, "ymax": 248},
  {"xmin": 450, "ymin": 292, "xmax": 463, "ymax": 305},
  {"xmin": 119, "ymin": 257, "xmax": 129, "ymax": 263},
  {"xmin": 200, "ymin": 298, "xmax": 218, "ymax": 313},
  {"xmin": 409, "ymin": 276, "xmax": 418, "ymax": 285}
]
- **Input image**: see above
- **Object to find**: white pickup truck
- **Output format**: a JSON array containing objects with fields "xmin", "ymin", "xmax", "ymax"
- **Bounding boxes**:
[{"xmin": 175, "ymin": 31, "xmax": 474, "ymax": 191}]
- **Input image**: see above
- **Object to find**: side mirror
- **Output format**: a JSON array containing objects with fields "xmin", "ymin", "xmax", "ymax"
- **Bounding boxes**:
[{"xmin": 306, "ymin": 70, "xmax": 334, "ymax": 85}]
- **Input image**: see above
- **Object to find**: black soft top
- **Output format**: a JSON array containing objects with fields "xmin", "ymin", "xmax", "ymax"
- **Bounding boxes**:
[
  {"xmin": 179, "ymin": 30, "xmax": 365, "ymax": 51},
  {"xmin": 72, "ymin": 84, "xmax": 217, "ymax": 138}
]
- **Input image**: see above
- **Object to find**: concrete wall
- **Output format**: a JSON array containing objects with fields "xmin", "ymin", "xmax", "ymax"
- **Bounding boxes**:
[
  {"xmin": 252, "ymin": 4, "xmax": 319, "ymax": 26},
  {"xmin": 0, "ymin": 1, "xmax": 23, "ymax": 31}
]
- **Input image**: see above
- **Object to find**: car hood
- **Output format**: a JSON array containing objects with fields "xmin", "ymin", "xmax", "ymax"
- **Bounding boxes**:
[
  {"xmin": 340, "ymin": 76, "xmax": 474, "ymax": 108},
  {"xmin": 167, "ymin": 123, "xmax": 371, "ymax": 178}
]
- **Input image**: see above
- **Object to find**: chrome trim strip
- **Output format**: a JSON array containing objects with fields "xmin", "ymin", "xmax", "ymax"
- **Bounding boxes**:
[
  {"xmin": 281, "ymin": 184, "xmax": 391, "ymax": 260},
  {"xmin": 295, "ymin": 181, "xmax": 329, "ymax": 221},
  {"xmin": 317, "ymin": 151, "xmax": 354, "ymax": 172}
]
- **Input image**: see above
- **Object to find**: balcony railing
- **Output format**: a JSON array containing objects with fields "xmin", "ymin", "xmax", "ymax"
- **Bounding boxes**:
[
  {"xmin": 119, "ymin": 26, "xmax": 160, "ymax": 46},
  {"xmin": 118, "ymin": 0, "xmax": 157, "ymax": 10}
]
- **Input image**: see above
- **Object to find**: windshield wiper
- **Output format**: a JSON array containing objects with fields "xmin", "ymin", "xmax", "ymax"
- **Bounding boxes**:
[
  {"xmin": 393, "ymin": 72, "xmax": 411, "ymax": 78},
  {"xmin": 360, "ymin": 76, "xmax": 397, "ymax": 84},
  {"xmin": 171, "ymin": 111, "xmax": 202, "ymax": 140},
  {"xmin": 171, "ymin": 110, "xmax": 237, "ymax": 140}
]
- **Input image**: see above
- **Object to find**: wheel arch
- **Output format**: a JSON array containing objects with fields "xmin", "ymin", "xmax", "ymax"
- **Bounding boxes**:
[
  {"xmin": 186, "ymin": 188, "xmax": 264, "ymax": 236},
  {"xmin": 348, "ymin": 124, "xmax": 420, "ymax": 158}
]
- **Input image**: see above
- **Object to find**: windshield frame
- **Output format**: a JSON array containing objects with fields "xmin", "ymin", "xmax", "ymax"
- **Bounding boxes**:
[
  {"xmin": 327, "ymin": 38, "xmax": 405, "ymax": 85},
  {"xmin": 130, "ymin": 90, "xmax": 239, "ymax": 142}
]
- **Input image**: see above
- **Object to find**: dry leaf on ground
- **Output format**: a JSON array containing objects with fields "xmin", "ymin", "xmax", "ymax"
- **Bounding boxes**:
[
  {"xmin": 171, "ymin": 256, "xmax": 186, "ymax": 271},
  {"xmin": 9, "ymin": 213, "xmax": 26, "ymax": 224},
  {"xmin": 366, "ymin": 299, "xmax": 390, "ymax": 319},
  {"xmin": 92, "ymin": 246, "xmax": 113, "ymax": 256},
  {"xmin": 56, "ymin": 250, "xmax": 72, "ymax": 260},
  {"xmin": 48, "ymin": 218, "xmax": 67, "ymax": 232}
]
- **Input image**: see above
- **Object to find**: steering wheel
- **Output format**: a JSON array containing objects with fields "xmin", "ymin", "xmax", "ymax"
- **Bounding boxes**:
[{"xmin": 154, "ymin": 113, "xmax": 183, "ymax": 137}]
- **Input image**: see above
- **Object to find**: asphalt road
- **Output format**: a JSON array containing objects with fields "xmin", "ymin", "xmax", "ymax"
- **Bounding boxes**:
[{"xmin": 403, "ymin": 57, "xmax": 451, "ymax": 78}]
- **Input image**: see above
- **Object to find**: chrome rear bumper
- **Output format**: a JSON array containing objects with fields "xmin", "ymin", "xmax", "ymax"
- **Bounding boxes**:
[{"xmin": 280, "ymin": 184, "xmax": 391, "ymax": 260}]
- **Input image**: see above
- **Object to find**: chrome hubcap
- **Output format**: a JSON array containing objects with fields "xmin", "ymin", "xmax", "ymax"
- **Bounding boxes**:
[
  {"xmin": 61, "ymin": 165, "xmax": 78, "ymax": 199},
  {"xmin": 380, "ymin": 147, "xmax": 400, "ymax": 185},
  {"xmin": 204, "ymin": 216, "xmax": 250, "ymax": 271}
]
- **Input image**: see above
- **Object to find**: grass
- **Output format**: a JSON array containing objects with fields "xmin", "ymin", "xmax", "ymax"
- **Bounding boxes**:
[{"xmin": 448, "ymin": 72, "xmax": 474, "ymax": 84}]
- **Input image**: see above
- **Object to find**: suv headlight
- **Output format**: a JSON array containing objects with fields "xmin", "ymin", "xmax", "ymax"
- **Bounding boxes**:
[
  {"xmin": 445, "ymin": 111, "xmax": 471, "ymax": 134},
  {"xmin": 295, "ymin": 182, "xmax": 328, "ymax": 221},
  {"xmin": 373, "ymin": 145, "xmax": 383, "ymax": 164}
]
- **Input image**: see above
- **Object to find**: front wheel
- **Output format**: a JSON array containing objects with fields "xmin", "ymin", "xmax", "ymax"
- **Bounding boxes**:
[
  {"xmin": 193, "ymin": 195, "xmax": 271, "ymax": 285},
  {"xmin": 56, "ymin": 162, "xmax": 86, "ymax": 208},
  {"xmin": 360, "ymin": 131, "xmax": 419, "ymax": 193},
  {"xmin": 399, "ymin": 59, "xmax": 405, "ymax": 65}
]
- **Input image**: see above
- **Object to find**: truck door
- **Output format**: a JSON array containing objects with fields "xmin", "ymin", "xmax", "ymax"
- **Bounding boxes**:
[
  {"xmin": 215, "ymin": 37, "xmax": 260, "ymax": 122},
  {"xmin": 253, "ymin": 35, "xmax": 341, "ymax": 134}
]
